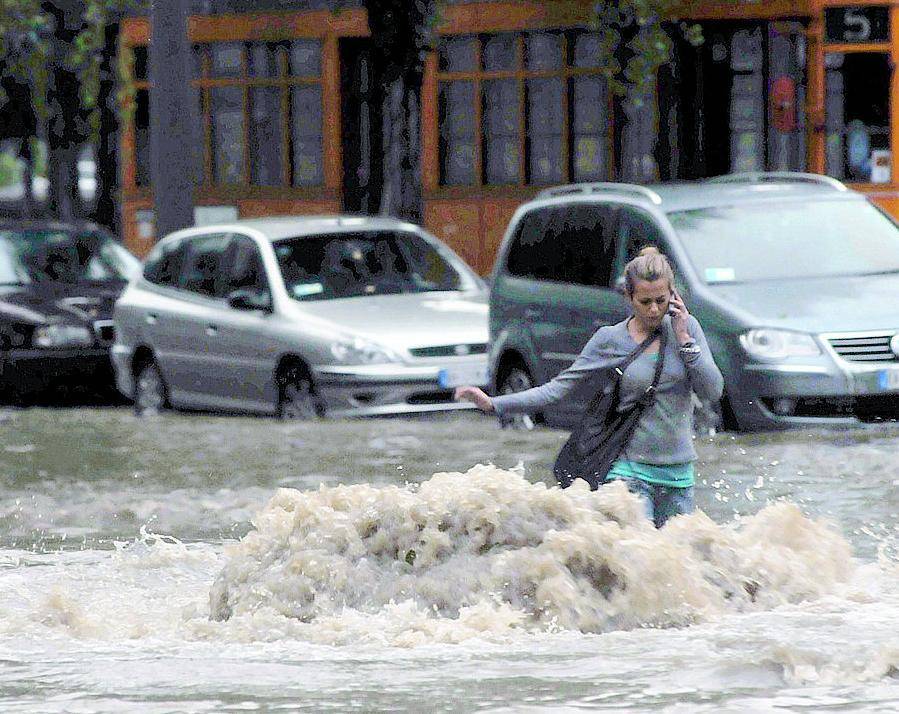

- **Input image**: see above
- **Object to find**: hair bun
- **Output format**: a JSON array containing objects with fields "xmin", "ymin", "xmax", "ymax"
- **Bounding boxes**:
[{"xmin": 638, "ymin": 246, "xmax": 661, "ymax": 257}]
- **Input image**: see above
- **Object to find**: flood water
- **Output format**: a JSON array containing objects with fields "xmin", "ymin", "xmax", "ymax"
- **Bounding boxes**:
[{"xmin": 0, "ymin": 408, "xmax": 897, "ymax": 712}]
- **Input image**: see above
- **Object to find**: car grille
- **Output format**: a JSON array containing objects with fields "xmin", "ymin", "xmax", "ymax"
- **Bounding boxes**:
[
  {"xmin": 93, "ymin": 320, "xmax": 115, "ymax": 345},
  {"xmin": 827, "ymin": 333, "xmax": 898, "ymax": 363},
  {"xmin": 409, "ymin": 343, "xmax": 488, "ymax": 358}
]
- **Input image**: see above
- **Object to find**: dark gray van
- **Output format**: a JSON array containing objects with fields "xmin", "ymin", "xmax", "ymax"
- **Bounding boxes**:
[{"xmin": 489, "ymin": 173, "xmax": 899, "ymax": 431}]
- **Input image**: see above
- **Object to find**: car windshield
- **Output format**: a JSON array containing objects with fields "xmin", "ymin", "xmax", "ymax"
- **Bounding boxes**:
[
  {"xmin": 0, "ymin": 229, "xmax": 140, "ymax": 286},
  {"xmin": 274, "ymin": 230, "xmax": 465, "ymax": 301},
  {"xmin": 668, "ymin": 199, "xmax": 899, "ymax": 283}
]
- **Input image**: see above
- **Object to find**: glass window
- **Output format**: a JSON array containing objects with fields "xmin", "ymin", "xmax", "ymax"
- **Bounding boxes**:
[
  {"xmin": 506, "ymin": 205, "xmax": 616, "ymax": 285},
  {"xmin": 615, "ymin": 207, "xmax": 666, "ymax": 276},
  {"xmin": 143, "ymin": 238, "xmax": 187, "ymax": 287},
  {"xmin": 669, "ymin": 200, "xmax": 899, "ymax": 283},
  {"xmin": 483, "ymin": 34, "xmax": 516, "ymax": 71},
  {"xmin": 551, "ymin": 205, "xmax": 617, "ymax": 286},
  {"xmin": 291, "ymin": 86, "xmax": 323, "ymax": 186},
  {"xmin": 274, "ymin": 231, "xmax": 464, "ymax": 301},
  {"xmin": 248, "ymin": 42, "xmax": 280, "ymax": 78},
  {"xmin": 289, "ymin": 40, "xmax": 321, "ymax": 77},
  {"xmin": 179, "ymin": 234, "xmax": 231, "ymax": 297},
  {"xmin": 210, "ymin": 42, "xmax": 243, "ymax": 78},
  {"xmin": 483, "ymin": 79, "xmax": 520, "ymax": 184},
  {"xmin": 211, "ymin": 86, "xmax": 244, "ymax": 184},
  {"xmin": 573, "ymin": 33, "xmax": 601, "ymax": 68},
  {"xmin": 250, "ymin": 87, "xmax": 283, "ymax": 186},
  {"xmin": 527, "ymin": 78, "xmax": 564, "ymax": 184},
  {"xmin": 439, "ymin": 81, "xmax": 476, "ymax": 185},
  {"xmin": 505, "ymin": 208, "xmax": 561, "ymax": 280},
  {"xmin": 437, "ymin": 31, "xmax": 610, "ymax": 187},
  {"xmin": 825, "ymin": 52, "xmax": 891, "ymax": 183},
  {"xmin": 0, "ymin": 230, "xmax": 138, "ymax": 285},
  {"xmin": 439, "ymin": 37, "xmax": 477, "ymax": 72},
  {"xmin": 526, "ymin": 32, "xmax": 563, "ymax": 71},
  {"xmin": 571, "ymin": 76, "xmax": 608, "ymax": 181},
  {"xmin": 223, "ymin": 236, "xmax": 269, "ymax": 296}
]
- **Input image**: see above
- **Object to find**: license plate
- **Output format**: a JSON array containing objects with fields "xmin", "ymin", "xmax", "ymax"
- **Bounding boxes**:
[
  {"xmin": 878, "ymin": 369, "xmax": 899, "ymax": 391},
  {"xmin": 438, "ymin": 365, "xmax": 488, "ymax": 388}
]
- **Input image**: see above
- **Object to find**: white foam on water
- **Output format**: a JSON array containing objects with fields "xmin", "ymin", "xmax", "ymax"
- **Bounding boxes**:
[{"xmin": 206, "ymin": 464, "xmax": 855, "ymax": 645}]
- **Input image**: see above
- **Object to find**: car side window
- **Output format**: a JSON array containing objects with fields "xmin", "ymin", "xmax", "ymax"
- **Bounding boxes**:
[
  {"xmin": 222, "ymin": 236, "xmax": 270, "ymax": 297},
  {"xmin": 505, "ymin": 207, "xmax": 558, "ymax": 280},
  {"xmin": 143, "ymin": 238, "xmax": 187, "ymax": 287},
  {"xmin": 178, "ymin": 233, "xmax": 231, "ymax": 297},
  {"xmin": 551, "ymin": 204, "xmax": 617, "ymax": 287},
  {"xmin": 506, "ymin": 204, "xmax": 616, "ymax": 287},
  {"xmin": 615, "ymin": 206, "xmax": 667, "ymax": 274}
]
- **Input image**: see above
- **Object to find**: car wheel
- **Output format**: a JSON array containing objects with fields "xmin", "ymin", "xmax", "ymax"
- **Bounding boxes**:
[
  {"xmin": 498, "ymin": 366, "xmax": 536, "ymax": 430},
  {"xmin": 278, "ymin": 367, "xmax": 319, "ymax": 420},
  {"xmin": 134, "ymin": 360, "xmax": 167, "ymax": 416}
]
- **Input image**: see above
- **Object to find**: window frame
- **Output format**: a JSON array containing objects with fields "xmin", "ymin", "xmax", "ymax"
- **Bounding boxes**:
[
  {"xmin": 128, "ymin": 39, "xmax": 325, "ymax": 190},
  {"xmin": 436, "ymin": 30, "xmax": 614, "ymax": 188}
]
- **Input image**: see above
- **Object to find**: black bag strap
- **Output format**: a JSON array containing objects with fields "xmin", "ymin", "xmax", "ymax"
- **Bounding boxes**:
[
  {"xmin": 643, "ymin": 327, "xmax": 667, "ymax": 398},
  {"xmin": 612, "ymin": 324, "xmax": 663, "ymax": 382}
]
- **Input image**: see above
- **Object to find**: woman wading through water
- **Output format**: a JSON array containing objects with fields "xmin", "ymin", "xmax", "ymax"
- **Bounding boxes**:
[{"xmin": 455, "ymin": 248, "xmax": 724, "ymax": 528}]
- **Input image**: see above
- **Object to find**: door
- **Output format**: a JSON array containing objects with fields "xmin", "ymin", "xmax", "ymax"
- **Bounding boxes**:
[
  {"xmin": 211, "ymin": 234, "xmax": 277, "ymax": 411},
  {"xmin": 340, "ymin": 38, "xmax": 383, "ymax": 214},
  {"xmin": 160, "ymin": 232, "xmax": 232, "ymax": 407}
]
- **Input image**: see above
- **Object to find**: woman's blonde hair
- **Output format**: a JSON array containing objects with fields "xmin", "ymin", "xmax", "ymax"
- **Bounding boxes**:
[{"xmin": 623, "ymin": 246, "xmax": 675, "ymax": 296}]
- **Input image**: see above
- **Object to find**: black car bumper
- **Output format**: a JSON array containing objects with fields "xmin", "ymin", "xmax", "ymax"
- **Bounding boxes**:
[{"xmin": 0, "ymin": 347, "xmax": 116, "ymax": 397}]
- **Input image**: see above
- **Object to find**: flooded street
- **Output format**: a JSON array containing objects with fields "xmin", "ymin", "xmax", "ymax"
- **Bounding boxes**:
[{"xmin": 1, "ymin": 408, "xmax": 898, "ymax": 712}]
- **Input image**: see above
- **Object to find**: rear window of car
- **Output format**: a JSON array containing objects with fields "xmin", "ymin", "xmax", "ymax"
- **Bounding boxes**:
[
  {"xmin": 273, "ymin": 230, "xmax": 464, "ymax": 301},
  {"xmin": 669, "ymin": 199, "xmax": 899, "ymax": 283}
]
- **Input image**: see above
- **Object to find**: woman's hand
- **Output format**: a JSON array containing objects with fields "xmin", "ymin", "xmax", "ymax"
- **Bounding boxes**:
[
  {"xmin": 454, "ymin": 386, "xmax": 495, "ymax": 413},
  {"xmin": 668, "ymin": 288, "xmax": 692, "ymax": 344}
]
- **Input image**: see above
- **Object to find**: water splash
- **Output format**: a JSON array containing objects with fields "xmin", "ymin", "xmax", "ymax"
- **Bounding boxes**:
[{"xmin": 209, "ymin": 465, "xmax": 853, "ymax": 640}]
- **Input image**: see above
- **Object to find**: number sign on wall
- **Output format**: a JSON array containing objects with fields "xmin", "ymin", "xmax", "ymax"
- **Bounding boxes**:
[{"xmin": 824, "ymin": 7, "xmax": 889, "ymax": 43}]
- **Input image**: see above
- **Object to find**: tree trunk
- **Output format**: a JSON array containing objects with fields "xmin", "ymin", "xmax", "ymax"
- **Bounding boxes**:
[
  {"xmin": 379, "ymin": 74, "xmax": 422, "ymax": 223},
  {"xmin": 46, "ymin": 141, "xmax": 80, "ymax": 221},
  {"xmin": 91, "ymin": 22, "xmax": 121, "ymax": 233},
  {"xmin": 149, "ymin": 0, "xmax": 195, "ymax": 239}
]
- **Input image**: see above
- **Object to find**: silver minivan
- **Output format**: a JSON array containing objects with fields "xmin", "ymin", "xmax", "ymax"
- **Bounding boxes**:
[{"xmin": 112, "ymin": 216, "xmax": 489, "ymax": 418}]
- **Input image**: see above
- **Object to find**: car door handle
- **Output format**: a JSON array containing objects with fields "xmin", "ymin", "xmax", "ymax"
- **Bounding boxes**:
[
  {"xmin": 205, "ymin": 324, "xmax": 218, "ymax": 337},
  {"xmin": 145, "ymin": 313, "xmax": 157, "ymax": 325}
]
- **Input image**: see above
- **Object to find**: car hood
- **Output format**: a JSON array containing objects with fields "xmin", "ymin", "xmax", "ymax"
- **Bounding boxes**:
[
  {"xmin": 0, "ymin": 283, "xmax": 122, "ymax": 325},
  {"xmin": 706, "ymin": 272, "xmax": 899, "ymax": 333},
  {"xmin": 297, "ymin": 291, "xmax": 489, "ymax": 350}
]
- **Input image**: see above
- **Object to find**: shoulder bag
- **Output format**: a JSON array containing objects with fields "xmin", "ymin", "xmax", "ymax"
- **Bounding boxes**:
[{"xmin": 553, "ymin": 326, "xmax": 667, "ymax": 490}]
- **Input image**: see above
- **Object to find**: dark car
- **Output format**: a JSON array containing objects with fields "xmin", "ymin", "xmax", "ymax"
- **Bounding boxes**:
[
  {"xmin": 489, "ymin": 173, "xmax": 899, "ymax": 432},
  {"xmin": 0, "ymin": 221, "xmax": 141, "ymax": 402}
]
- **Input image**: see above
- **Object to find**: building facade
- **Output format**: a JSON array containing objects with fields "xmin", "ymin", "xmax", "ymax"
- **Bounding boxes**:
[{"xmin": 119, "ymin": 0, "xmax": 899, "ymax": 273}]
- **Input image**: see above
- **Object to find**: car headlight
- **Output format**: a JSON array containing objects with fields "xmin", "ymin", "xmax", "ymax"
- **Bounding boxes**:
[
  {"xmin": 330, "ymin": 336, "xmax": 398, "ymax": 364},
  {"xmin": 32, "ymin": 324, "xmax": 94, "ymax": 348},
  {"xmin": 739, "ymin": 329, "xmax": 820, "ymax": 361}
]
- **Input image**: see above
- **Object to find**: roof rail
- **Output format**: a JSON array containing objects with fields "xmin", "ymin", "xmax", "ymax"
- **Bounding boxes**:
[
  {"xmin": 706, "ymin": 172, "xmax": 848, "ymax": 192},
  {"xmin": 536, "ymin": 182, "xmax": 663, "ymax": 205}
]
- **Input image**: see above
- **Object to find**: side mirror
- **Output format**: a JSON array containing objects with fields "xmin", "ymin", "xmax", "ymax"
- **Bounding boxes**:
[
  {"xmin": 227, "ymin": 289, "xmax": 272, "ymax": 312},
  {"xmin": 613, "ymin": 275, "xmax": 627, "ymax": 295}
]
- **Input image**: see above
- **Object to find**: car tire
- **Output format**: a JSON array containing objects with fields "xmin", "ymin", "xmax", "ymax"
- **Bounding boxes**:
[
  {"xmin": 498, "ymin": 366, "xmax": 537, "ymax": 430},
  {"xmin": 277, "ymin": 367, "xmax": 319, "ymax": 420},
  {"xmin": 134, "ymin": 360, "xmax": 168, "ymax": 416}
]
